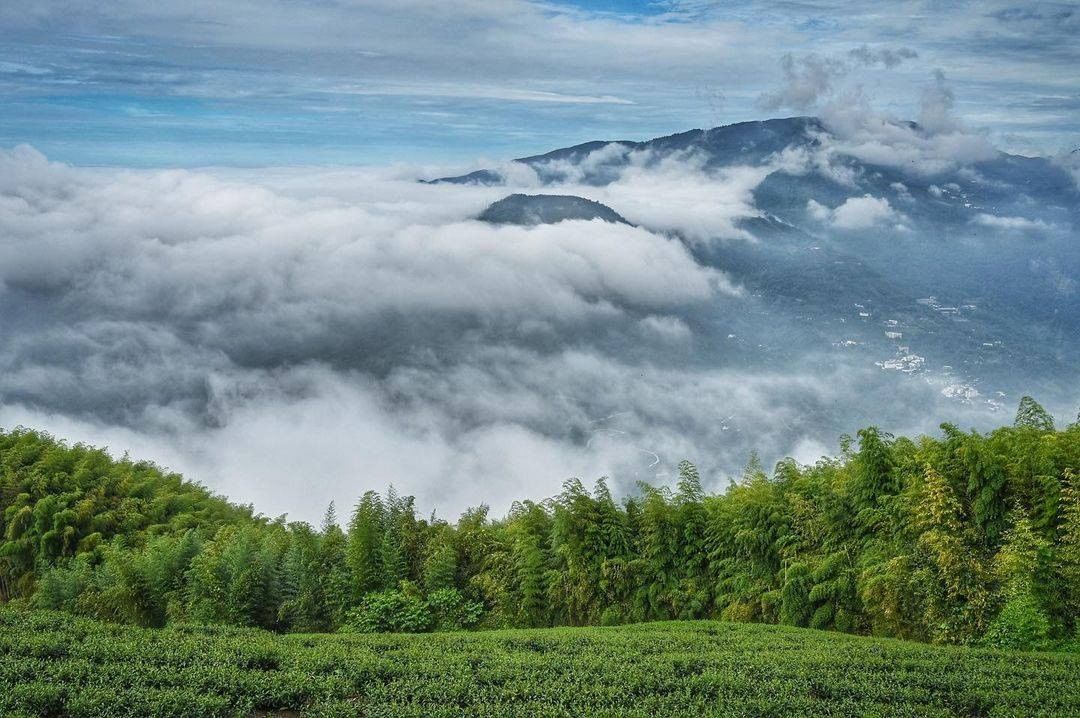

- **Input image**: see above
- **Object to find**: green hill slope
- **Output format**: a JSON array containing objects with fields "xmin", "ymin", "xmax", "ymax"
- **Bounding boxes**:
[
  {"xmin": 2, "ymin": 607, "xmax": 1078, "ymax": 717},
  {"xmin": 2, "ymin": 399, "xmax": 1080, "ymax": 649}
]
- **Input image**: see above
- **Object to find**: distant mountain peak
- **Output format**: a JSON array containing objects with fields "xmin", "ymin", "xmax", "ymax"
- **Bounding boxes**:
[
  {"xmin": 426, "ymin": 116, "xmax": 826, "ymax": 186},
  {"xmin": 477, "ymin": 193, "xmax": 630, "ymax": 226}
]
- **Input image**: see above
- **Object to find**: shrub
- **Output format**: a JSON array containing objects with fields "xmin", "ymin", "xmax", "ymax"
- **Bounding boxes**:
[
  {"xmin": 3, "ymin": 607, "xmax": 1080, "ymax": 716},
  {"xmin": 981, "ymin": 592, "xmax": 1050, "ymax": 650},
  {"xmin": 426, "ymin": 588, "xmax": 483, "ymax": 631},
  {"xmin": 599, "ymin": 607, "xmax": 623, "ymax": 627},
  {"xmin": 341, "ymin": 587, "xmax": 431, "ymax": 634},
  {"xmin": 341, "ymin": 586, "xmax": 484, "ymax": 633}
]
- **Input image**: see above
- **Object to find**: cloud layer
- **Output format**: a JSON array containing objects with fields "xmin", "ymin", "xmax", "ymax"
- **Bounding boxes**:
[
  {"xmin": 4, "ymin": 140, "xmax": 1033, "ymax": 522},
  {"xmin": 3, "ymin": 66, "xmax": 1076, "ymax": 523},
  {"xmin": 0, "ymin": 145, "xmax": 750, "ymax": 520}
]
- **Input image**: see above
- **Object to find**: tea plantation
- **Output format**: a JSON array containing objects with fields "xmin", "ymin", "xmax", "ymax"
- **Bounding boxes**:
[{"xmin": 2, "ymin": 608, "xmax": 1079, "ymax": 718}]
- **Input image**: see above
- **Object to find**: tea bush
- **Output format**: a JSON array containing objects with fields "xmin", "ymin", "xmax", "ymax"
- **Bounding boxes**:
[{"xmin": 2, "ymin": 607, "xmax": 1079, "ymax": 717}]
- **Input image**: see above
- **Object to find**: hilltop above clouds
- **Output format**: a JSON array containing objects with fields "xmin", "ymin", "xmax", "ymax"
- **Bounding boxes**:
[{"xmin": 478, "ymin": 194, "xmax": 631, "ymax": 227}]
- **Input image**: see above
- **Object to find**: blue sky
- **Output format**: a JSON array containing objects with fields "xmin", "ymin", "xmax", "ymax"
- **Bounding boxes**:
[{"xmin": 1, "ymin": 1, "xmax": 1077, "ymax": 167}]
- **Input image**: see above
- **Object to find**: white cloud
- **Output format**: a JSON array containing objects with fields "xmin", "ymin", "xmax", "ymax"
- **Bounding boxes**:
[
  {"xmin": 972, "ymin": 213, "xmax": 1053, "ymax": 232},
  {"xmin": 0, "ymin": 146, "xmax": 769, "ymax": 520},
  {"xmin": 0, "ymin": 142, "xmax": 1044, "ymax": 523},
  {"xmin": 330, "ymin": 82, "xmax": 635, "ymax": 105},
  {"xmin": 638, "ymin": 314, "xmax": 693, "ymax": 343},
  {"xmin": 848, "ymin": 45, "xmax": 918, "ymax": 69},
  {"xmin": 0, "ymin": 148, "xmax": 722, "ymax": 329},
  {"xmin": 809, "ymin": 72, "xmax": 999, "ymax": 178},
  {"xmin": 509, "ymin": 145, "xmax": 779, "ymax": 243},
  {"xmin": 585, "ymin": 160, "xmax": 771, "ymax": 244},
  {"xmin": 758, "ymin": 52, "xmax": 847, "ymax": 112},
  {"xmin": 831, "ymin": 195, "xmax": 900, "ymax": 229},
  {"xmin": 0, "ymin": 348, "xmax": 887, "ymax": 521},
  {"xmin": 806, "ymin": 198, "xmax": 831, "ymax": 222},
  {"xmin": 807, "ymin": 194, "xmax": 903, "ymax": 230}
]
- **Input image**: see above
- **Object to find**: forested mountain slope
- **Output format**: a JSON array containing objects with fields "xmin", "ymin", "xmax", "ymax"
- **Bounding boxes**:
[{"xmin": 2, "ymin": 397, "xmax": 1078, "ymax": 650}]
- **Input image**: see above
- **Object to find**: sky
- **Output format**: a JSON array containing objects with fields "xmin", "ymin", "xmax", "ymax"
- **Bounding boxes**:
[{"xmin": 1, "ymin": 1, "xmax": 1078, "ymax": 166}]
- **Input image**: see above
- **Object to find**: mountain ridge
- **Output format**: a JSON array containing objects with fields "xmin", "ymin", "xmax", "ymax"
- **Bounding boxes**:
[
  {"xmin": 426, "ymin": 117, "xmax": 826, "ymax": 185},
  {"xmin": 423, "ymin": 114, "xmax": 1078, "ymax": 420}
]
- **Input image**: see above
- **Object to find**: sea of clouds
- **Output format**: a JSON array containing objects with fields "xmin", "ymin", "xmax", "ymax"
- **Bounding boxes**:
[{"xmin": 2, "ymin": 122, "xmax": 1036, "ymax": 524}]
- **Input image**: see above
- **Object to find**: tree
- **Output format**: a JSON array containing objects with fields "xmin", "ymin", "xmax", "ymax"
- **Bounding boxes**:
[
  {"xmin": 506, "ymin": 500, "xmax": 552, "ymax": 627},
  {"xmin": 674, "ymin": 461, "xmax": 709, "ymax": 618},
  {"xmin": 379, "ymin": 487, "xmax": 409, "ymax": 590},
  {"xmin": 318, "ymin": 503, "xmax": 352, "ymax": 628},
  {"xmin": 1055, "ymin": 470, "xmax": 1080, "ymax": 633},
  {"xmin": 849, "ymin": 427, "xmax": 896, "ymax": 515},
  {"xmin": 549, "ymin": 479, "xmax": 602, "ymax": 624},
  {"xmin": 1015, "ymin": 396, "xmax": 1055, "ymax": 432},
  {"xmin": 423, "ymin": 529, "xmax": 458, "ymax": 593},
  {"xmin": 347, "ymin": 491, "xmax": 385, "ymax": 598},
  {"xmin": 915, "ymin": 466, "xmax": 992, "ymax": 643},
  {"xmin": 636, "ymin": 483, "xmax": 678, "ymax": 620},
  {"xmin": 7, "ymin": 409, "xmax": 1080, "ymax": 645},
  {"xmin": 983, "ymin": 507, "xmax": 1051, "ymax": 649},
  {"xmin": 514, "ymin": 530, "xmax": 549, "ymax": 627},
  {"xmin": 278, "ymin": 523, "xmax": 325, "ymax": 632},
  {"xmin": 959, "ymin": 430, "xmax": 1010, "ymax": 546},
  {"xmin": 186, "ymin": 524, "xmax": 284, "ymax": 629}
]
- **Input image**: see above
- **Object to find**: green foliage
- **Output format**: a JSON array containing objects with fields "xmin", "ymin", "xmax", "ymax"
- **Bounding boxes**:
[
  {"xmin": 980, "ymin": 507, "xmax": 1053, "ymax": 650},
  {"xmin": 1058, "ymin": 470, "xmax": 1080, "ymax": 623},
  {"xmin": 849, "ymin": 427, "xmax": 897, "ymax": 512},
  {"xmin": 346, "ymin": 491, "xmax": 385, "ymax": 598},
  {"xmin": 914, "ymin": 465, "xmax": 993, "ymax": 643},
  {"xmin": 422, "ymin": 533, "xmax": 457, "ymax": 592},
  {"xmin": 982, "ymin": 591, "xmax": 1051, "ymax": 650},
  {"xmin": 317, "ymin": 504, "xmax": 351, "ymax": 627},
  {"xmin": 426, "ymin": 587, "xmax": 483, "ymax": 631},
  {"xmin": 0, "ymin": 428, "xmax": 251, "ymax": 604},
  {"xmin": 2, "ymin": 397, "xmax": 1079, "ymax": 648},
  {"xmin": 185, "ymin": 524, "xmax": 284, "ymax": 628},
  {"xmin": 338, "ymin": 583, "xmax": 481, "ymax": 634},
  {"xmin": 341, "ymin": 583, "xmax": 431, "ymax": 633},
  {"xmin": 1016, "ymin": 396, "xmax": 1056, "ymax": 432}
]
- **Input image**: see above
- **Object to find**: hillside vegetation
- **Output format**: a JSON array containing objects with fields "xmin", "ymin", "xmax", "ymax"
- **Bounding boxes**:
[
  {"xmin": 2, "ymin": 607, "xmax": 1079, "ymax": 717},
  {"xmin": 1, "ymin": 397, "xmax": 1079, "ymax": 650}
]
